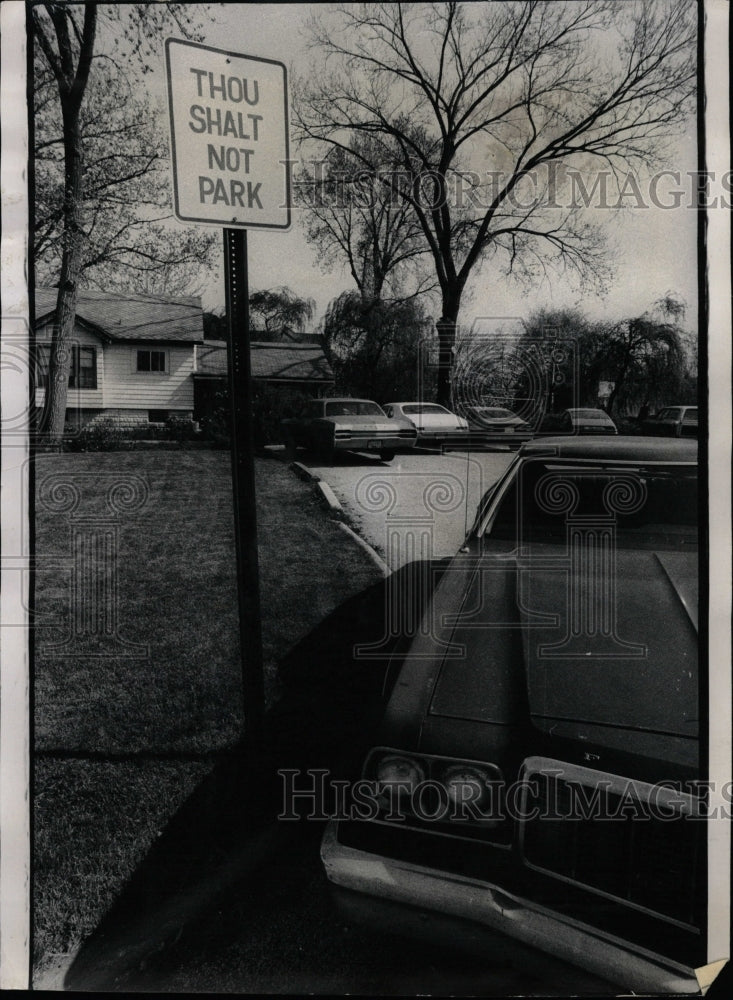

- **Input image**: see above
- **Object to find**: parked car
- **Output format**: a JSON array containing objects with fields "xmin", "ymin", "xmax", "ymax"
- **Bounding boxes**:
[
  {"xmin": 559, "ymin": 407, "xmax": 618, "ymax": 434},
  {"xmin": 321, "ymin": 437, "xmax": 702, "ymax": 993},
  {"xmin": 641, "ymin": 405, "xmax": 698, "ymax": 438},
  {"xmin": 281, "ymin": 397, "xmax": 417, "ymax": 462},
  {"xmin": 464, "ymin": 405, "xmax": 532, "ymax": 446},
  {"xmin": 383, "ymin": 402, "xmax": 469, "ymax": 448}
]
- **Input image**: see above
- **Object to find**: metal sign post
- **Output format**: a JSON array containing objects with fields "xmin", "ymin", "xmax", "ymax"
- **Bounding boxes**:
[
  {"xmin": 224, "ymin": 226, "xmax": 264, "ymax": 746},
  {"xmin": 165, "ymin": 38, "xmax": 291, "ymax": 748}
]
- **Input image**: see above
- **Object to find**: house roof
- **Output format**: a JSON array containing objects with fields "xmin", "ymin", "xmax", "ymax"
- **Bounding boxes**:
[
  {"xmin": 196, "ymin": 340, "xmax": 229, "ymax": 376},
  {"xmin": 35, "ymin": 287, "xmax": 204, "ymax": 343},
  {"xmin": 196, "ymin": 340, "xmax": 334, "ymax": 383},
  {"xmin": 251, "ymin": 341, "xmax": 333, "ymax": 382}
]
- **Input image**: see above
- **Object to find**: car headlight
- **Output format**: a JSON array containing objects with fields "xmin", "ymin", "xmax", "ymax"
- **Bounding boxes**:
[
  {"xmin": 375, "ymin": 754, "xmax": 426, "ymax": 797},
  {"xmin": 440, "ymin": 764, "xmax": 492, "ymax": 809}
]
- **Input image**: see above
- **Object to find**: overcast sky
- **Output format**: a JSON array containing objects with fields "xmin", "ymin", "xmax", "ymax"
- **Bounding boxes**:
[{"xmin": 155, "ymin": 2, "xmax": 700, "ymax": 330}]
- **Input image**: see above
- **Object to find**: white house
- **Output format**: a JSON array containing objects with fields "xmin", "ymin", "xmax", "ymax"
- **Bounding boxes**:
[{"xmin": 34, "ymin": 287, "xmax": 204, "ymax": 428}]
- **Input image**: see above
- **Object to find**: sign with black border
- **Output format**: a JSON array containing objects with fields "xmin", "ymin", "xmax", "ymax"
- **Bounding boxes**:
[{"xmin": 165, "ymin": 38, "xmax": 290, "ymax": 229}]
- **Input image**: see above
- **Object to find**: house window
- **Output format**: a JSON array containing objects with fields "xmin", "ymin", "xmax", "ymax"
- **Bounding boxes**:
[
  {"xmin": 69, "ymin": 345, "xmax": 97, "ymax": 389},
  {"xmin": 137, "ymin": 349, "xmax": 167, "ymax": 373}
]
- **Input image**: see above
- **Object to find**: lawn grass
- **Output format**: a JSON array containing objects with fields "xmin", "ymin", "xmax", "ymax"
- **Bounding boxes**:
[{"xmin": 33, "ymin": 450, "xmax": 382, "ymax": 970}]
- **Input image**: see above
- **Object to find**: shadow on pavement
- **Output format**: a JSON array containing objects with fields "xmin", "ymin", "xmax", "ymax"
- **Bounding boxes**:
[{"xmin": 64, "ymin": 562, "xmax": 451, "ymax": 992}]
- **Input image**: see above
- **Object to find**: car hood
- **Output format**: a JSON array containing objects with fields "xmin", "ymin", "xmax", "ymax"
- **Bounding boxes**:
[{"xmin": 403, "ymin": 545, "xmax": 698, "ymax": 740}]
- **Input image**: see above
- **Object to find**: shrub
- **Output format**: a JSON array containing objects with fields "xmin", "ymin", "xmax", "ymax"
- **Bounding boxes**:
[
  {"xmin": 199, "ymin": 408, "xmax": 231, "ymax": 449},
  {"xmin": 164, "ymin": 415, "xmax": 199, "ymax": 442},
  {"xmin": 614, "ymin": 416, "xmax": 641, "ymax": 435},
  {"xmin": 124, "ymin": 423, "xmax": 168, "ymax": 441},
  {"xmin": 252, "ymin": 385, "xmax": 311, "ymax": 449},
  {"xmin": 64, "ymin": 418, "xmax": 131, "ymax": 452}
]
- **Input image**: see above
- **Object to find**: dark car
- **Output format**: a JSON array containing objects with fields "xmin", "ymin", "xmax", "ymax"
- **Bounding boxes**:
[
  {"xmin": 642, "ymin": 405, "xmax": 698, "ymax": 438},
  {"xmin": 281, "ymin": 397, "xmax": 417, "ymax": 462},
  {"xmin": 559, "ymin": 407, "xmax": 618, "ymax": 434},
  {"xmin": 321, "ymin": 437, "xmax": 702, "ymax": 993}
]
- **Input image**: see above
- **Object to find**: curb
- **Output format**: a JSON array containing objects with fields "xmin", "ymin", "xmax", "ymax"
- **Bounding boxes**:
[
  {"xmin": 338, "ymin": 522, "xmax": 390, "ymax": 578},
  {"xmin": 285, "ymin": 459, "xmax": 389, "ymax": 578},
  {"xmin": 317, "ymin": 481, "xmax": 343, "ymax": 514},
  {"xmin": 289, "ymin": 460, "xmax": 320, "ymax": 483}
]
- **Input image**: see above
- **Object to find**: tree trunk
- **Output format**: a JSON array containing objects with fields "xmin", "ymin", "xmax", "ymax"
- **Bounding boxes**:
[
  {"xmin": 45, "ymin": 100, "xmax": 86, "ymax": 438},
  {"xmin": 37, "ymin": 2, "xmax": 97, "ymax": 440},
  {"xmin": 606, "ymin": 352, "xmax": 632, "ymax": 417},
  {"xmin": 435, "ymin": 291, "xmax": 461, "ymax": 408}
]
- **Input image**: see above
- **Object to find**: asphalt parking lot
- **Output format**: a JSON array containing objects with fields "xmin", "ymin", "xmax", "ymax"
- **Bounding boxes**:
[{"xmin": 298, "ymin": 445, "xmax": 516, "ymax": 569}]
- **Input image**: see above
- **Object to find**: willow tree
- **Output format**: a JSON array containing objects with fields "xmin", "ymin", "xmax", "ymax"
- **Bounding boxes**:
[{"xmin": 295, "ymin": 1, "xmax": 696, "ymax": 405}]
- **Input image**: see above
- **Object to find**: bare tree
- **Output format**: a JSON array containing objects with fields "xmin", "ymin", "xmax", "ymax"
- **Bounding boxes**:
[
  {"xmin": 295, "ymin": 1, "xmax": 696, "ymax": 405},
  {"xmin": 34, "ymin": 51, "xmax": 216, "ymax": 298},
  {"xmin": 297, "ymin": 140, "xmax": 434, "ymax": 304},
  {"xmin": 31, "ymin": 3, "xmax": 216, "ymax": 439}
]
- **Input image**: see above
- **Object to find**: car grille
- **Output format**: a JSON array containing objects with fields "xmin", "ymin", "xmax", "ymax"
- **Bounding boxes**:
[
  {"xmin": 335, "ymin": 816, "xmax": 704, "ymax": 964},
  {"xmin": 519, "ymin": 762, "xmax": 703, "ymax": 929}
]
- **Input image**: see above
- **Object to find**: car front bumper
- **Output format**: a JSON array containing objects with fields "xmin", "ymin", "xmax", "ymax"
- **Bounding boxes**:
[{"xmin": 321, "ymin": 821, "xmax": 702, "ymax": 995}]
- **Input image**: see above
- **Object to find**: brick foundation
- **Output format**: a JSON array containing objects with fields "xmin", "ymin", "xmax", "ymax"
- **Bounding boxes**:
[{"xmin": 65, "ymin": 409, "xmax": 193, "ymax": 431}]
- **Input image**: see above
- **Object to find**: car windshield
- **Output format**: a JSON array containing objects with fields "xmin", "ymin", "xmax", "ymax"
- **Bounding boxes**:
[
  {"xmin": 402, "ymin": 404, "xmax": 449, "ymax": 415},
  {"xmin": 482, "ymin": 460, "xmax": 697, "ymax": 550},
  {"xmin": 325, "ymin": 401, "xmax": 384, "ymax": 417}
]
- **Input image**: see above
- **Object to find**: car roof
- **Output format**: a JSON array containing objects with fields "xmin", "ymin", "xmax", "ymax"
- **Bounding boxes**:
[{"xmin": 520, "ymin": 436, "xmax": 697, "ymax": 462}]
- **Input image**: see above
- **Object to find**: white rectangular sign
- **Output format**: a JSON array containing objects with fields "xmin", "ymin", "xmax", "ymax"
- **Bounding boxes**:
[{"xmin": 165, "ymin": 38, "xmax": 290, "ymax": 229}]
